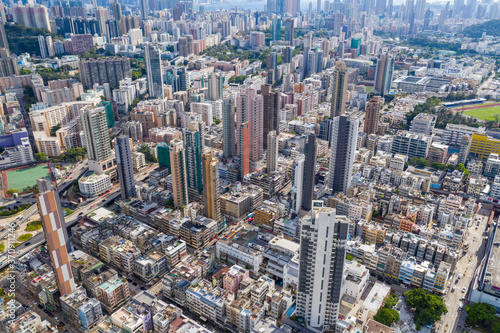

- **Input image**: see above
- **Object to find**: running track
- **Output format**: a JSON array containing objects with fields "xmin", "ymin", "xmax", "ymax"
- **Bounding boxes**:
[{"xmin": 455, "ymin": 103, "xmax": 500, "ymax": 111}]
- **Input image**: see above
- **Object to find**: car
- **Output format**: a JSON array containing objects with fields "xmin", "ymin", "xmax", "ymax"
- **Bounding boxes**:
[
  {"xmin": 127, "ymin": 279, "xmax": 132, "ymax": 283},
  {"xmin": 452, "ymin": 286, "xmax": 456, "ymax": 292},
  {"xmin": 140, "ymin": 286, "xmax": 146, "ymax": 290},
  {"xmin": 37, "ymin": 304, "xmax": 43, "ymax": 310},
  {"xmin": 43, "ymin": 309, "xmax": 49, "ymax": 314},
  {"xmin": 459, "ymin": 303, "xmax": 464, "ymax": 310},
  {"xmin": 57, "ymin": 326, "xmax": 62, "ymax": 330},
  {"xmin": 458, "ymin": 274, "xmax": 462, "ymax": 279},
  {"xmin": 477, "ymin": 221, "xmax": 480, "ymax": 226},
  {"xmin": 132, "ymin": 282, "xmax": 138, "ymax": 286},
  {"xmin": 476, "ymin": 226, "xmax": 478, "ymax": 230},
  {"xmin": 462, "ymin": 287, "xmax": 466, "ymax": 293},
  {"xmin": 54, "ymin": 317, "xmax": 59, "ymax": 321},
  {"xmin": 102, "ymin": 199, "xmax": 106, "ymax": 202},
  {"xmin": 24, "ymin": 242, "xmax": 31, "ymax": 246},
  {"xmin": 59, "ymin": 322, "xmax": 65, "ymax": 326}
]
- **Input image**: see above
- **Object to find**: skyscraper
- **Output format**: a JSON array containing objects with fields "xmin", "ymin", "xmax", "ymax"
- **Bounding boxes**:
[
  {"xmin": 115, "ymin": 136, "xmax": 136, "ymax": 199},
  {"xmin": 303, "ymin": 32, "xmax": 312, "ymax": 78},
  {"xmin": 330, "ymin": 61, "xmax": 348, "ymax": 118},
  {"xmin": 266, "ymin": 131, "xmax": 278, "ymax": 173},
  {"xmin": 80, "ymin": 106, "xmax": 113, "ymax": 162},
  {"xmin": 145, "ymin": 43, "xmax": 164, "ymax": 98},
  {"xmin": 363, "ymin": 96, "xmax": 382, "ymax": 135},
  {"xmin": 302, "ymin": 133, "xmax": 317, "ymax": 211},
  {"xmin": 36, "ymin": 178, "xmax": 76, "ymax": 296},
  {"xmin": 184, "ymin": 122, "xmax": 203, "ymax": 201},
  {"xmin": 239, "ymin": 122, "xmax": 250, "ymax": 179},
  {"xmin": 169, "ymin": 139, "xmax": 189, "ymax": 207},
  {"xmin": 223, "ymin": 97, "xmax": 236, "ymax": 158},
  {"xmin": 236, "ymin": 88, "xmax": 263, "ymax": 162},
  {"xmin": 202, "ymin": 152, "xmax": 221, "ymax": 221},
  {"xmin": 291, "ymin": 154, "xmax": 305, "ymax": 214},
  {"xmin": 38, "ymin": 35, "xmax": 47, "ymax": 59},
  {"xmin": 374, "ymin": 53, "xmax": 394, "ymax": 96},
  {"xmin": 296, "ymin": 206, "xmax": 349, "ymax": 331},
  {"xmin": 261, "ymin": 84, "xmax": 280, "ymax": 148},
  {"xmin": 284, "ymin": 19, "xmax": 294, "ymax": 45},
  {"xmin": 140, "ymin": 0, "xmax": 148, "ymax": 19},
  {"xmin": 78, "ymin": 57, "xmax": 132, "ymax": 89},
  {"xmin": 317, "ymin": 0, "xmax": 322, "ymax": 12},
  {"xmin": 328, "ymin": 116, "xmax": 358, "ymax": 194},
  {"xmin": 112, "ymin": 0, "xmax": 122, "ymax": 21},
  {"xmin": 208, "ymin": 72, "xmax": 224, "ymax": 100},
  {"xmin": 0, "ymin": 23, "xmax": 9, "ymax": 52}
]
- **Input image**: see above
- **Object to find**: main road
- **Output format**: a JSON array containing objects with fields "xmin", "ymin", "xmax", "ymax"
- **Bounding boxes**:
[{"xmin": 437, "ymin": 205, "xmax": 490, "ymax": 333}]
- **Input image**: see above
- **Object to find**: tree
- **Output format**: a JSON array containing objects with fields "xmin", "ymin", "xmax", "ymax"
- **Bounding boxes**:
[
  {"xmin": 466, "ymin": 302, "xmax": 496, "ymax": 326},
  {"xmin": 409, "ymin": 157, "xmax": 429, "ymax": 168},
  {"xmin": 35, "ymin": 153, "xmax": 47, "ymax": 163},
  {"xmin": 138, "ymin": 144, "xmax": 158, "ymax": 163},
  {"xmin": 345, "ymin": 253, "xmax": 354, "ymax": 261},
  {"xmin": 6, "ymin": 189, "xmax": 19, "ymax": 196},
  {"xmin": 431, "ymin": 162, "xmax": 449, "ymax": 170},
  {"xmin": 374, "ymin": 307, "xmax": 400, "ymax": 326},
  {"xmin": 404, "ymin": 288, "xmax": 447, "ymax": 330},
  {"xmin": 50, "ymin": 124, "xmax": 61, "ymax": 136},
  {"xmin": 215, "ymin": 119, "xmax": 221, "ymax": 125}
]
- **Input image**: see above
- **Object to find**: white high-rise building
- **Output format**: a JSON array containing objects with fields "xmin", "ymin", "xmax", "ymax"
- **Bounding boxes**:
[
  {"xmin": 38, "ymin": 35, "xmax": 47, "ymax": 59},
  {"xmin": 266, "ymin": 131, "xmax": 278, "ymax": 173},
  {"xmin": 296, "ymin": 206, "xmax": 349, "ymax": 331},
  {"xmin": 328, "ymin": 115, "xmax": 358, "ymax": 194},
  {"xmin": 291, "ymin": 154, "xmax": 305, "ymax": 214},
  {"xmin": 46, "ymin": 36, "xmax": 55, "ymax": 57}
]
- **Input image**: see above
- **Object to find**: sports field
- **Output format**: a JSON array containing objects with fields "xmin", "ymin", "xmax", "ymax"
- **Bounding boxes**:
[
  {"xmin": 5, "ymin": 164, "xmax": 51, "ymax": 191},
  {"xmin": 455, "ymin": 102, "xmax": 500, "ymax": 121}
]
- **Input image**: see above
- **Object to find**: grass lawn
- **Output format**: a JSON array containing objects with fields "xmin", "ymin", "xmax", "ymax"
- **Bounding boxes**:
[
  {"xmin": 6, "ymin": 164, "xmax": 51, "ymax": 191},
  {"xmin": 365, "ymin": 86, "xmax": 374, "ymax": 93},
  {"xmin": 63, "ymin": 208, "xmax": 74, "ymax": 216},
  {"xmin": 0, "ymin": 243, "xmax": 4, "ymax": 252},
  {"xmin": 25, "ymin": 221, "xmax": 42, "ymax": 232},
  {"xmin": 17, "ymin": 233, "xmax": 33, "ymax": 242},
  {"xmin": 462, "ymin": 105, "xmax": 500, "ymax": 121}
]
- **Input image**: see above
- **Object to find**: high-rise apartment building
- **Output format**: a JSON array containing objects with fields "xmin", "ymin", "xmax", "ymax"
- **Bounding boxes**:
[
  {"xmin": 145, "ymin": 44, "xmax": 164, "ymax": 98},
  {"xmin": 363, "ymin": 96, "xmax": 382, "ymax": 135},
  {"xmin": 302, "ymin": 133, "xmax": 317, "ymax": 211},
  {"xmin": 38, "ymin": 35, "xmax": 47, "ymax": 59},
  {"xmin": 266, "ymin": 131, "xmax": 278, "ymax": 173},
  {"xmin": 80, "ymin": 106, "xmax": 113, "ymax": 163},
  {"xmin": 184, "ymin": 122, "xmax": 203, "ymax": 201},
  {"xmin": 261, "ymin": 84, "xmax": 280, "ymax": 148},
  {"xmin": 291, "ymin": 154, "xmax": 305, "ymax": 214},
  {"xmin": 202, "ymin": 152, "xmax": 221, "ymax": 221},
  {"xmin": 296, "ymin": 206, "xmax": 349, "ymax": 331},
  {"xmin": 328, "ymin": 116, "xmax": 358, "ymax": 194},
  {"xmin": 169, "ymin": 139, "xmax": 189, "ymax": 207},
  {"xmin": 208, "ymin": 72, "xmax": 224, "ymax": 100},
  {"xmin": 330, "ymin": 61, "xmax": 348, "ymax": 118},
  {"xmin": 236, "ymin": 88, "xmax": 263, "ymax": 162},
  {"xmin": 115, "ymin": 136, "xmax": 136, "ymax": 199},
  {"xmin": 140, "ymin": 0, "xmax": 148, "ymax": 19},
  {"xmin": 374, "ymin": 53, "xmax": 394, "ymax": 96},
  {"xmin": 12, "ymin": 5, "xmax": 51, "ymax": 31},
  {"xmin": 112, "ymin": 0, "xmax": 122, "ymax": 21},
  {"xmin": 223, "ymin": 97, "xmax": 235, "ymax": 158},
  {"xmin": 78, "ymin": 57, "xmax": 131, "ymax": 89},
  {"xmin": 284, "ymin": 19, "xmax": 294, "ymax": 45},
  {"xmin": 36, "ymin": 178, "xmax": 76, "ymax": 296},
  {"xmin": 239, "ymin": 122, "xmax": 250, "ymax": 179}
]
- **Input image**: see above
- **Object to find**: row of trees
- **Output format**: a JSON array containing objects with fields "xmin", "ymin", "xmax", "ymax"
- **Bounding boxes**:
[{"xmin": 466, "ymin": 302, "xmax": 500, "ymax": 332}]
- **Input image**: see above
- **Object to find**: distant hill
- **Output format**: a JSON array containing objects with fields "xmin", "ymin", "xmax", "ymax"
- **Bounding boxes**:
[{"xmin": 461, "ymin": 20, "xmax": 500, "ymax": 38}]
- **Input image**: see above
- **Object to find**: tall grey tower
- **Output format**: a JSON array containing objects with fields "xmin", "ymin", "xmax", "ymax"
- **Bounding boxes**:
[
  {"xmin": 302, "ymin": 133, "xmax": 317, "ymax": 211},
  {"xmin": 145, "ymin": 43, "xmax": 164, "ymax": 98},
  {"xmin": 328, "ymin": 115, "xmax": 358, "ymax": 194},
  {"xmin": 115, "ymin": 136, "xmax": 136, "ymax": 199},
  {"xmin": 266, "ymin": 131, "xmax": 278, "ymax": 173},
  {"xmin": 296, "ymin": 206, "xmax": 349, "ymax": 331},
  {"xmin": 223, "ymin": 96, "xmax": 236, "ymax": 158}
]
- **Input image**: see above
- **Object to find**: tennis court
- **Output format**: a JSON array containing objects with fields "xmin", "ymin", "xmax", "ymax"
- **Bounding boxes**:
[{"xmin": 5, "ymin": 164, "xmax": 51, "ymax": 190}]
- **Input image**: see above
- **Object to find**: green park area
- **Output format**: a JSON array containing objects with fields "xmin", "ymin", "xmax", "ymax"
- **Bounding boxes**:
[
  {"xmin": 456, "ymin": 103, "xmax": 500, "ymax": 121},
  {"xmin": 25, "ymin": 221, "xmax": 42, "ymax": 232},
  {"xmin": 6, "ymin": 164, "xmax": 51, "ymax": 191}
]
